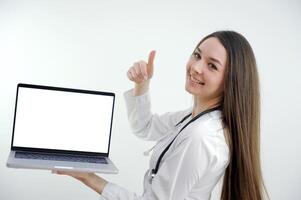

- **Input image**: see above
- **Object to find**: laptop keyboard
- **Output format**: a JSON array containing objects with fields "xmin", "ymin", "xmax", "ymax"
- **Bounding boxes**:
[{"xmin": 15, "ymin": 151, "xmax": 108, "ymax": 164}]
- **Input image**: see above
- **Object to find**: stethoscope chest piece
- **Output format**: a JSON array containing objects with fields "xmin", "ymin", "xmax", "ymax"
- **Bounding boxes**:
[{"xmin": 148, "ymin": 169, "xmax": 156, "ymax": 184}]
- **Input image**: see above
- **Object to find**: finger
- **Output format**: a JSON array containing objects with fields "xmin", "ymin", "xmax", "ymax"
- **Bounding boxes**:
[
  {"xmin": 52, "ymin": 170, "xmax": 68, "ymax": 175},
  {"xmin": 127, "ymin": 70, "xmax": 131, "ymax": 80},
  {"xmin": 147, "ymin": 50, "xmax": 156, "ymax": 67},
  {"xmin": 129, "ymin": 70, "xmax": 139, "ymax": 82},
  {"xmin": 55, "ymin": 170, "xmax": 69, "ymax": 175},
  {"xmin": 147, "ymin": 50, "xmax": 156, "ymax": 76},
  {"xmin": 137, "ymin": 61, "xmax": 147, "ymax": 80},
  {"xmin": 139, "ymin": 61, "xmax": 148, "ymax": 79},
  {"xmin": 127, "ymin": 70, "xmax": 134, "ymax": 81},
  {"xmin": 134, "ymin": 63, "xmax": 144, "ymax": 80},
  {"xmin": 131, "ymin": 65, "xmax": 138, "ymax": 79}
]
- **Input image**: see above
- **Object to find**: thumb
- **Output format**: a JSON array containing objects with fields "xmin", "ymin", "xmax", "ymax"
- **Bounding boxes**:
[{"xmin": 147, "ymin": 50, "xmax": 156, "ymax": 77}]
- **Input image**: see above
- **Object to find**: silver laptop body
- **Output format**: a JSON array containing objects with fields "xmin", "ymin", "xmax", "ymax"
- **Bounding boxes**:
[{"xmin": 7, "ymin": 83, "xmax": 118, "ymax": 174}]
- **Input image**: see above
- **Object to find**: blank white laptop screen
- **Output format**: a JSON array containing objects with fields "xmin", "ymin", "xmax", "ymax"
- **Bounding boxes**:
[{"xmin": 13, "ymin": 87, "xmax": 114, "ymax": 153}]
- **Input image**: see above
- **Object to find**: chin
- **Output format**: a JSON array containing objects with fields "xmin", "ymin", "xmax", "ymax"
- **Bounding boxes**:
[
  {"xmin": 185, "ymin": 83, "xmax": 196, "ymax": 95},
  {"xmin": 185, "ymin": 87, "xmax": 192, "ymax": 95},
  {"xmin": 185, "ymin": 82, "xmax": 190, "ymax": 92}
]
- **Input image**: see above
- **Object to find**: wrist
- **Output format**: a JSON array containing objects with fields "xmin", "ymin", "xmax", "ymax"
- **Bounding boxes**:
[
  {"xmin": 83, "ymin": 173, "xmax": 108, "ymax": 194},
  {"xmin": 79, "ymin": 172, "xmax": 94, "ymax": 183},
  {"xmin": 134, "ymin": 80, "xmax": 150, "ymax": 96}
]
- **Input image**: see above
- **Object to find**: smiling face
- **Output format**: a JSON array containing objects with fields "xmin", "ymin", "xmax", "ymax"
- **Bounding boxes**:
[{"xmin": 185, "ymin": 37, "xmax": 227, "ymax": 106}]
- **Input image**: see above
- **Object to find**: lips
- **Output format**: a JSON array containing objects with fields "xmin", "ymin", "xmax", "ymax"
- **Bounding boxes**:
[{"xmin": 190, "ymin": 75, "xmax": 205, "ymax": 85}]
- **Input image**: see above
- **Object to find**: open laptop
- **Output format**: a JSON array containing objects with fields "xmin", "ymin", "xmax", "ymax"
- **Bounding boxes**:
[{"xmin": 7, "ymin": 83, "xmax": 118, "ymax": 173}]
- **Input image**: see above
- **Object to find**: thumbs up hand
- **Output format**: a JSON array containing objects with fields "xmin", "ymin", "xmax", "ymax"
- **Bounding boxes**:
[{"xmin": 127, "ymin": 50, "xmax": 156, "ymax": 84}]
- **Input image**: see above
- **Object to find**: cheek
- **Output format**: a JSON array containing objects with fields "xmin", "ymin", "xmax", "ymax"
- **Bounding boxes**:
[
  {"xmin": 216, "ymin": 78, "xmax": 225, "ymax": 91},
  {"xmin": 207, "ymin": 75, "xmax": 224, "ymax": 89},
  {"xmin": 186, "ymin": 63, "xmax": 189, "ymax": 72}
]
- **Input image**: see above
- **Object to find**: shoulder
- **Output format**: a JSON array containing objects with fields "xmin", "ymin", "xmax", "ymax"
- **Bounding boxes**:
[
  {"xmin": 152, "ymin": 107, "xmax": 192, "ymax": 128},
  {"xmin": 185, "ymin": 110, "xmax": 229, "ymax": 171},
  {"xmin": 188, "ymin": 110, "xmax": 224, "ymax": 137}
]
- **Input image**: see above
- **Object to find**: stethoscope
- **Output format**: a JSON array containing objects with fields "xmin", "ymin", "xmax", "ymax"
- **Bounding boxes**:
[{"xmin": 146, "ymin": 106, "xmax": 221, "ymax": 184}]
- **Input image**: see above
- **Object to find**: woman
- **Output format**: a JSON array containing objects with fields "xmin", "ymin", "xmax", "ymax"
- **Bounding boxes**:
[{"xmin": 53, "ymin": 30, "xmax": 268, "ymax": 200}]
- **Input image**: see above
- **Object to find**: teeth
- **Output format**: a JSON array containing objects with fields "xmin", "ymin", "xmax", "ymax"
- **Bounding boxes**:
[{"xmin": 190, "ymin": 75, "xmax": 204, "ymax": 85}]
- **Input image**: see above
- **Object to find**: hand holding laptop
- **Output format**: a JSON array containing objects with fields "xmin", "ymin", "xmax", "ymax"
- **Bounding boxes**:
[{"xmin": 52, "ymin": 170, "xmax": 108, "ymax": 194}]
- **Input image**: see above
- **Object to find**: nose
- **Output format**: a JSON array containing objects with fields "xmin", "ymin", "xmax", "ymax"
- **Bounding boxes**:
[{"xmin": 191, "ymin": 60, "xmax": 205, "ymax": 75}]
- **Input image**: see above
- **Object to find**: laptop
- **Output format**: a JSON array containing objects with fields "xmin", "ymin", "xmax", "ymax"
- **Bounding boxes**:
[{"xmin": 7, "ymin": 83, "xmax": 118, "ymax": 174}]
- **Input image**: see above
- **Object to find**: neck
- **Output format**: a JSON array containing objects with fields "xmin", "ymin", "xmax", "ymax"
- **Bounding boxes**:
[{"xmin": 192, "ymin": 96, "xmax": 221, "ymax": 118}]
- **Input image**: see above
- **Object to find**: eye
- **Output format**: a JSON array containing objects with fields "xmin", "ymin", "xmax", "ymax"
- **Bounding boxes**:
[
  {"xmin": 208, "ymin": 63, "xmax": 217, "ymax": 70},
  {"xmin": 193, "ymin": 52, "xmax": 201, "ymax": 59}
]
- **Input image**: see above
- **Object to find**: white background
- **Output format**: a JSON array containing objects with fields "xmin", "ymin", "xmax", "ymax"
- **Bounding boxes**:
[
  {"xmin": 0, "ymin": 0, "xmax": 300, "ymax": 199},
  {"xmin": 13, "ymin": 87, "xmax": 113, "ymax": 153}
]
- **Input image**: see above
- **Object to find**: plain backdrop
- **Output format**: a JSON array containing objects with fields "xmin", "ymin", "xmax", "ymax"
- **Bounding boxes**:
[{"xmin": 0, "ymin": 0, "xmax": 300, "ymax": 199}]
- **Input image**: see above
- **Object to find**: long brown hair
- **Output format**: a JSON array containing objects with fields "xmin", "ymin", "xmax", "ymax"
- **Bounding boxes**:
[{"xmin": 195, "ymin": 31, "xmax": 268, "ymax": 200}]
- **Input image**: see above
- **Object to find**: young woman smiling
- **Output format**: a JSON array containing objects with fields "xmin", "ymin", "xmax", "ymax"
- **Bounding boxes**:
[{"xmin": 54, "ymin": 30, "xmax": 268, "ymax": 200}]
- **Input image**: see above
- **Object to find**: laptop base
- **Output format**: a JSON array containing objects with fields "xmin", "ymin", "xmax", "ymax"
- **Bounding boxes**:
[{"xmin": 7, "ymin": 151, "xmax": 118, "ymax": 174}]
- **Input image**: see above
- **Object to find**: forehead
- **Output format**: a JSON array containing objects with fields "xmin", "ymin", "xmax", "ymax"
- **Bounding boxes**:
[{"xmin": 198, "ymin": 37, "xmax": 227, "ymax": 66}]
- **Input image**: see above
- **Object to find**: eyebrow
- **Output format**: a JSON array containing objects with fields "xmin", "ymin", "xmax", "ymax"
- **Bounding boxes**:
[{"xmin": 197, "ymin": 48, "xmax": 222, "ymax": 66}]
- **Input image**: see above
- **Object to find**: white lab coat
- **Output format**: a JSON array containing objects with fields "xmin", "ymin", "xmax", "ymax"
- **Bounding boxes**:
[{"xmin": 101, "ymin": 89, "xmax": 229, "ymax": 200}]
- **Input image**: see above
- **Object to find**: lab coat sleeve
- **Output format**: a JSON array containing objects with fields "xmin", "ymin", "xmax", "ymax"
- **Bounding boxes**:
[{"xmin": 123, "ymin": 89, "xmax": 190, "ymax": 141}]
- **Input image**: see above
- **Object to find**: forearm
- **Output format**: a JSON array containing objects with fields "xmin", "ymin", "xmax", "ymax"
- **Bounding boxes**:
[{"xmin": 82, "ymin": 173, "xmax": 108, "ymax": 194}]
